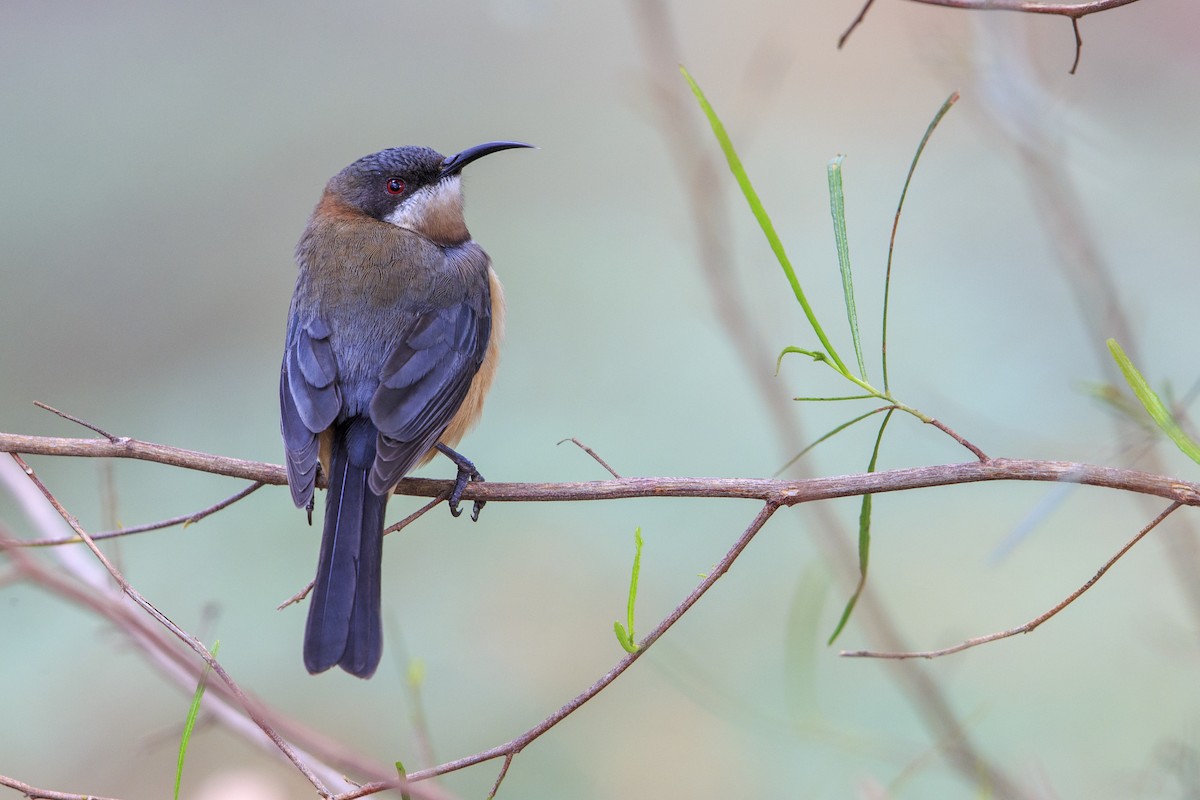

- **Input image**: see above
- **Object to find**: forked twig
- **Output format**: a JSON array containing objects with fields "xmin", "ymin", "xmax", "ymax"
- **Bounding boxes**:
[{"xmin": 839, "ymin": 0, "xmax": 1142, "ymax": 73}]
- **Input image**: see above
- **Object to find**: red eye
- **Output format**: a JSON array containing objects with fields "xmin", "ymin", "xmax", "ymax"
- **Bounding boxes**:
[{"xmin": 385, "ymin": 177, "xmax": 405, "ymax": 195}]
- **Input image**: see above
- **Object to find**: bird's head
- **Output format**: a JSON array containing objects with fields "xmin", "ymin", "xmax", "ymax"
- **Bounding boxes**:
[{"xmin": 323, "ymin": 141, "xmax": 533, "ymax": 245}]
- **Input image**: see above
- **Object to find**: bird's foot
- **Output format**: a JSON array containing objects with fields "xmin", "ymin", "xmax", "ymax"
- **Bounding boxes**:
[{"xmin": 436, "ymin": 444, "xmax": 486, "ymax": 521}]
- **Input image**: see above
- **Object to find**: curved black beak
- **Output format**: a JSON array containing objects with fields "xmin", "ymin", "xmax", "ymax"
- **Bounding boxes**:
[{"xmin": 439, "ymin": 140, "xmax": 534, "ymax": 180}]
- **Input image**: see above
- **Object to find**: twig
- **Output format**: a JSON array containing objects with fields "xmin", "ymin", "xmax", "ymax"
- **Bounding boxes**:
[
  {"xmin": 839, "ymin": 0, "xmax": 878, "ymax": 47},
  {"xmin": 7, "ymin": 453, "xmax": 332, "ymax": 798},
  {"xmin": 842, "ymin": 501, "xmax": 1182, "ymax": 659},
  {"xmin": 34, "ymin": 400, "xmax": 119, "ymax": 441},
  {"xmin": 925, "ymin": 417, "xmax": 989, "ymax": 461},
  {"xmin": 557, "ymin": 437, "xmax": 621, "ymax": 478},
  {"xmin": 14, "ymin": 481, "xmax": 264, "ymax": 547},
  {"xmin": 0, "ymin": 772, "xmax": 122, "ymax": 800},
  {"xmin": 486, "ymin": 755, "xmax": 514, "ymax": 800}
]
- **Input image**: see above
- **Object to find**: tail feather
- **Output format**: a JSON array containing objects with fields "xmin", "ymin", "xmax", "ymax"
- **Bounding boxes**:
[{"xmin": 304, "ymin": 418, "xmax": 387, "ymax": 678}]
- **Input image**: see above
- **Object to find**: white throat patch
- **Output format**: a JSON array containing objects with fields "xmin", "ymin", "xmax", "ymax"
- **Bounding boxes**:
[{"xmin": 384, "ymin": 175, "xmax": 464, "ymax": 231}]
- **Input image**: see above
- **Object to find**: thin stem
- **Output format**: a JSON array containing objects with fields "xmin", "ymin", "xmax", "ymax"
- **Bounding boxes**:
[
  {"xmin": 16, "ymin": 481, "xmax": 264, "ymax": 547},
  {"xmin": 842, "ymin": 501, "xmax": 1181, "ymax": 658}
]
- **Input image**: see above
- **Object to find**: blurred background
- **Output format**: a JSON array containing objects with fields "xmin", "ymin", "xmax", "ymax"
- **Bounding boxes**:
[{"xmin": 2, "ymin": 1, "xmax": 1199, "ymax": 798}]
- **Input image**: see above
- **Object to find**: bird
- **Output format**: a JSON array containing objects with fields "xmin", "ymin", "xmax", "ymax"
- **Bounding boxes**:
[{"xmin": 280, "ymin": 141, "xmax": 533, "ymax": 678}]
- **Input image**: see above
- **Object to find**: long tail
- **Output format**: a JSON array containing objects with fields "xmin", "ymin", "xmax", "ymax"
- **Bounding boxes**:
[{"xmin": 304, "ymin": 417, "xmax": 387, "ymax": 678}]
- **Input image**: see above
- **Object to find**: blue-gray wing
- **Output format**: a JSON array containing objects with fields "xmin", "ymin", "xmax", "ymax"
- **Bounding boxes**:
[
  {"xmin": 368, "ymin": 298, "xmax": 490, "ymax": 495},
  {"xmin": 280, "ymin": 315, "xmax": 341, "ymax": 507}
]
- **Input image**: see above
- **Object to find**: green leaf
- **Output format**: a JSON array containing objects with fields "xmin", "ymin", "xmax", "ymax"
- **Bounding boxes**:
[
  {"xmin": 175, "ymin": 640, "xmax": 219, "ymax": 800},
  {"xmin": 775, "ymin": 406, "xmax": 892, "ymax": 476},
  {"xmin": 828, "ymin": 156, "xmax": 867, "ymax": 381},
  {"xmin": 681, "ymin": 65, "xmax": 848, "ymax": 376},
  {"xmin": 614, "ymin": 527, "xmax": 644, "ymax": 654},
  {"xmin": 829, "ymin": 409, "xmax": 894, "ymax": 644},
  {"xmin": 1108, "ymin": 338, "xmax": 1200, "ymax": 464},
  {"xmin": 882, "ymin": 92, "xmax": 959, "ymax": 393}
]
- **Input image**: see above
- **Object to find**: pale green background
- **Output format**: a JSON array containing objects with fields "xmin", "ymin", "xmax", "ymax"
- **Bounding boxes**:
[{"xmin": 2, "ymin": 2, "xmax": 1199, "ymax": 798}]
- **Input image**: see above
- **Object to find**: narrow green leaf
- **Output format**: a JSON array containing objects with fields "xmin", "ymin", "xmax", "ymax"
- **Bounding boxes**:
[
  {"xmin": 792, "ymin": 394, "xmax": 877, "ymax": 402},
  {"xmin": 828, "ymin": 156, "xmax": 867, "ymax": 381},
  {"xmin": 1108, "ymin": 339, "xmax": 1200, "ymax": 464},
  {"xmin": 829, "ymin": 409, "xmax": 894, "ymax": 644},
  {"xmin": 775, "ymin": 406, "xmax": 892, "ymax": 476},
  {"xmin": 614, "ymin": 527, "xmax": 644, "ymax": 654},
  {"xmin": 882, "ymin": 92, "xmax": 959, "ymax": 393},
  {"xmin": 175, "ymin": 640, "xmax": 219, "ymax": 800},
  {"xmin": 681, "ymin": 65, "xmax": 848, "ymax": 376}
]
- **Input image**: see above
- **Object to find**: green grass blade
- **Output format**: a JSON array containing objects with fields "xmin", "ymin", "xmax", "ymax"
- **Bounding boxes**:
[
  {"xmin": 1108, "ymin": 338, "xmax": 1200, "ymax": 464},
  {"xmin": 828, "ymin": 409, "xmax": 894, "ymax": 644},
  {"xmin": 175, "ymin": 640, "xmax": 219, "ymax": 800},
  {"xmin": 882, "ymin": 91, "xmax": 959, "ymax": 393},
  {"xmin": 828, "ymin": 156, "xmax": 867, "ymax": 381},
  {"xmin": 681, "ymin": 65, "xmax": 848, "ymax": 376}
]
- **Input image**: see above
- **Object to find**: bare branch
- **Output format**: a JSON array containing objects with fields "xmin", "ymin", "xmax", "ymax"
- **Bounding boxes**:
[
  {"xmin": 843, "ymin": 501, "xmax": 1182, "ymax": 658},
  {"xmin": 839, "ymin": 0, "xmax": 1142, "ymax": 71},
  {"xmin": 15, "ymin": 481, "xmax": 264, "ymax": 547},
  {"xmin": 905, "ymin": 0, "xmax": 1139, "ymax": 16},
  {"xmin": 34, "ymin": 400, "xmax": 119, "ymax": 441},
  {"xmin": 4, "ymin": 432, "xmax": 1200, "ymax": 510},
  {"xmin": 0, "ymin": 772, "xmax": 122, "ymax": 800},
  {"xmin": 557, "ymin": 437, "xmax": 622, "ymax": 478}
]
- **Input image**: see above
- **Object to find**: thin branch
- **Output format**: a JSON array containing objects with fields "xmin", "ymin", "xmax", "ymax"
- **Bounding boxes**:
[
  {"xmin": 839, "ymin": 0, "xmax": 878, "ymax": 48},
  {"xmin": 905, "ymin": 0, "xmax": 1139, "ymax": 15},
  {"xmin": 345, "ymin": 502, "xmax": 782, "ymax": 797},
  {"xmin": 0, "ymin": 772, "xmax": 121, "ymax": 800},
  {"xmin": 839, "ymin": 0, "xmax": 1142, "ymax": 71},
  {"xmin": 843, "ymin": 501, "xmax": 1182, "ymax": 659},
  {"xmin": 34, "ymin": 400, "xmax": 119, "ymax": 441},
  {"xmin": 15, "ymin": 481, "xmax": 264, "ymax": 547},
  {"xmin": 925, "ymin": 416, "xmax": 989, "ymax": 461},
  {"xmin": 557, "ymin": 437, "xmax": 622, "ymax": 478},
  {"xmin": 7, "ymin": 453, "xmax": 332, "ymax": 798},
  {"xmin": 486, "ymin": 755, "xmax": 514, "ymax": 800},
  {"xmin": 4, "ymin": 432, "xmax": 1200, "ymax": 509}
]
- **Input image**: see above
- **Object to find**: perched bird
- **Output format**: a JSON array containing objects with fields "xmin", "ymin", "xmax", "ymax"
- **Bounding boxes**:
[{"xmin": 280, "ymin": 141, "xmax": 532, "ymax": 678}]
